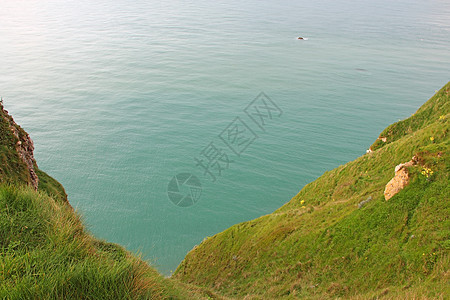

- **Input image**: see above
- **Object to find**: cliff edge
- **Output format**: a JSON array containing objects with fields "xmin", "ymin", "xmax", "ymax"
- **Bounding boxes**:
[
  {"xmin": 0, "ymin": 103, "xmax": 67, "ymax": 202},
  {"xmin": 0, "ymin": 103, "xmax": 214, "ymax": 299},
  {"xmin": 174, "ymin": 83, "xmax": 450, "ymax": 299}
]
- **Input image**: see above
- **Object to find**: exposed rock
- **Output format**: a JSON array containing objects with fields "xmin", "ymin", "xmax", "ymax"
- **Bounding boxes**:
[
  {"xmin": 368, "ymin": 136, "xmax": 388, "ymax": 152},
  {"xmin": 384, "ymin": 168, "xmax": 409, "ymax": 200},
  {"xmin": 394, "ymin": 161, "xmax": 414, "ymax": 172},
  {"xmin": 1, "ymin": 105, "xmax": 39, "ymax": 190},
  {"xmin": 384, "ymin": 157, "xmax": 417, "ymax": 201},
  {"xmin": 358, "ymin": 196, "xmax": 373, "ymax": 208}
]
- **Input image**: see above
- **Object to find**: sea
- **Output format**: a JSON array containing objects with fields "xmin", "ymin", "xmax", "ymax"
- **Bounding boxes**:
[{"xmin": 1, "ymin": 0, "xmax": 449, "ymax": 275}]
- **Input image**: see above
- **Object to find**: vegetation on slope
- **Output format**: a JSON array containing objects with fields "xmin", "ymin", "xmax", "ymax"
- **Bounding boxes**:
[
  {"xmin": 1, "ymin": 83, "xmax": 448, "ymax": 299},
  {"xmin": 0, "ymin": 184, "xmax": 221, "ymax": 299},
  {"xmin": 0, "ymin": 103, "xmax": 66, "ymax": 203},
  {"xmin": 0, "ymin": 105, "xmax": 33, "ymax": 187},
  {"xmin": 0, "ymin": 103, "xmax": 217, "ymax": 299},
  {"xmin": 174, "ymin": 83, "xmax": 450, "ymax": 299},
  {"xmin": 1, "ymin": 185, "xmax": 180, "ymax": 299}
]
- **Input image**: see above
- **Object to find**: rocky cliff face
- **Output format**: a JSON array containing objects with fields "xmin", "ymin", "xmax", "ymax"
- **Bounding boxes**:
[
  {"xmin": 0, "ymin": 103, "xmax": 39, "ymax": 190},
  {"xmin": 0, "ymin": 101, "xmax": 67, "ymax": 203}
]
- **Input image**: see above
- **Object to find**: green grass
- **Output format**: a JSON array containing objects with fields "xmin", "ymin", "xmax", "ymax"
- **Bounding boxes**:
[
  {"xmin": 0, "ymin": 104, "xmax": 67, "ymax": 203},
  {"xmin": 370, "ymin": 84, "xmax": 449, "ymax": 151},
  {"xmin": 174, "ymin": 83, "xmax": 450, "ymax": 299},
  {"xmin": 0, "ymin": 103, "xmax": 222, "ymax": 299},
  {"xmin": 35, "ymin": 169, "xmax": 67, "ymax": 204},
  {"xmin": 0, "ymin": 185, "xmax": 197, "ymax": 299},
  {"xmin": 1, "ymin": 84, "xmax": 448, "ymax": 299},
  {"xmin": 0, "ymin": 107, "xmax": 30, "ymax": 187}
]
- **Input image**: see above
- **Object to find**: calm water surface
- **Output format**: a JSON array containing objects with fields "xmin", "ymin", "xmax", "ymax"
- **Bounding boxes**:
[{"xmin": 0, "ymin": 0, "xmax": 449, "ymax": 274}]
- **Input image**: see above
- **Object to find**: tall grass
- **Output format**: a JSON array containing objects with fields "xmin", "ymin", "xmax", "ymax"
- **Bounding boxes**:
[
  {"xmin": 0, "ymin": 185, "xmax": 192, "ymax": 299},
  {"xmin": 174, "ymin": 83, "xmax": 450, "ymax": 299}
]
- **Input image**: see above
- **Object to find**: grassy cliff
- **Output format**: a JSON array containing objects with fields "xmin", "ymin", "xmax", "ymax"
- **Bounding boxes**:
[
  {"xmin": 1, "ymin": 83, "xmax": 448, "ymax": 299},
  {"xmin": 0, "ymin": 104, "xmax": 215, "ymax": 299},
  {"xmin": 0, "ymin": 104, "xmax": 67, "ymax": 203},
  {"xmin": 174, "ymin": 83, "xmax": 450, "ymax": 299}
]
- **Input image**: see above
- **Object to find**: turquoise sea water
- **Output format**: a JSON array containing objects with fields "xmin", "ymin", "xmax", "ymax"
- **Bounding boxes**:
[{"xmin": 1, "ymin": 0, "xmax": 449, "ymax": 275}]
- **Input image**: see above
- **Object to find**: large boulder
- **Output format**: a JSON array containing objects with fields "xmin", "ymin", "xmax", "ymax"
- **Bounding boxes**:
[{"xmin": 384, "ymin": 158, "xmax": 417, "ymax": 201}]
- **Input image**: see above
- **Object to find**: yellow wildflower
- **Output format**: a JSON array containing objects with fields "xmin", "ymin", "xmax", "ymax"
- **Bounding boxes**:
[
  {"xmin": 430, "ymin": 136, "xmax": 434, "ymax": 142},
  {"xmin": 421, "ymin": 167, "xmax": 433, "ymax": 178}
]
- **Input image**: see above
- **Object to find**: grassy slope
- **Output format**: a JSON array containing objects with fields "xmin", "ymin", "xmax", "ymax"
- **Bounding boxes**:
[
  {"xmin": 0, "ymin": 105, "xmax": 217, "ymax": 299},
  {"xmin": 0, "ymin": 104, "xmax": 67, "ymax": 203},
  {"xmin": 0, "ymin": 186, "xmax": 182, "ymax": 299},
  {"xmin": 174, "ymin": 83, "xmax": 450, "ymax": 299},
  {"xmin": 0, "ymin": 107, "xmax": 32, "ymax": 187}
]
